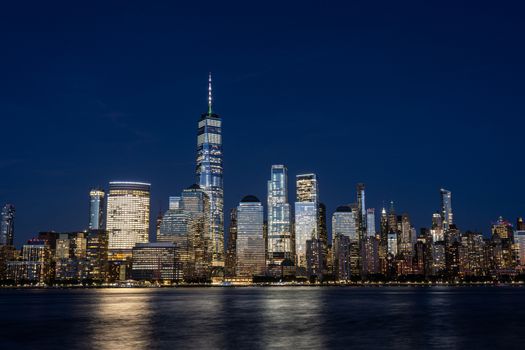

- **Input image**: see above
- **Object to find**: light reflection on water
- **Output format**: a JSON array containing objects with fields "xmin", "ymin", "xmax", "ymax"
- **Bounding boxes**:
[
  {"xmin": 89, "ymin": 289, "xmax": 154, "ymax": 350},
  {"xmin": 1, "ymin": 287, "xmax": 525, "ymax": 349}
]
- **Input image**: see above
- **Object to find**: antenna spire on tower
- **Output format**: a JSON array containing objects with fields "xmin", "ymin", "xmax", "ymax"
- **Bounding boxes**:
[{"xmin": 208, "ymin": 72, "xmax": 212, "ymax": 115}]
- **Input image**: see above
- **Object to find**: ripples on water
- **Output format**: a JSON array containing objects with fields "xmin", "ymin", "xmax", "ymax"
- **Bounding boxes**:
[{"xmin": 0, "ymin": 287, "xmax": 524, "ymax": 349}]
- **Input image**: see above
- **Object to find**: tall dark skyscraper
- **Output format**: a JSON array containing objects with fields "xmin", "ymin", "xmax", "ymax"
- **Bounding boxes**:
[
  {"xmin": 196, "ymin": 73, "xmax": 224, "ymax": 267},
  {"xmin": 0, "ymin": 204, "xmax": 15, "ymax": 246}
]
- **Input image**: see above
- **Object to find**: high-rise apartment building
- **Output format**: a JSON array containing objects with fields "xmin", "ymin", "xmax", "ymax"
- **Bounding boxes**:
[
  {"xmin": 196, "ymin": 73, "xmax": 224, "ymax": 267},
  {"xmin": 89, "ymin": 189, "xmax": 105, "ymax": 230},
  {"xmin": 267, "ymin": 165, "xmax": 292, "ymax": 265},
  {"xmin": 106, "ymin": 181, "xmax": 151, "ymax": 260}
]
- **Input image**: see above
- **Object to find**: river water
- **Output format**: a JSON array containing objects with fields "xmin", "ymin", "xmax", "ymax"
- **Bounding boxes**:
[{"xmin": 0, "ymin": 286, "xmax": 523, "ymax": 349}]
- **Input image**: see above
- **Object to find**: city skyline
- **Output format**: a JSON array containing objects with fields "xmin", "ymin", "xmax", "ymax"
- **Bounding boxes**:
[
  {"xmin": 2, "ymin": 2, "xmax": 525, "ymax": 245},
  {"xmin": 1, "ymin": 72, "xmax": 523, "ymax": 246}
]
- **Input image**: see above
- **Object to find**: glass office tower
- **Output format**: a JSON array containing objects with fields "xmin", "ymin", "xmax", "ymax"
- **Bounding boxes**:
[
  {"xmin": 106, "ymin": 181, "xmax": 150, "ymax": 259},
  {"xmin": 0, "ymin": 204, "xmax": 15, "ymax": 246},
  {"xmin": 236, "ymin": 196, "xmax": 265, "ymax": 277},
  {"xmin": 295, "ymin": 174, "xmax": 319, "ymax": 272},
  {"xmin": 196, "ymin": 73, "xmax": 224, "ymax": 267},
  {"xmin": 89, "ymin": 189, "xmax": 105, "ymax": 230},
  {"xmin": 440, "ymin": 188, "xmax": 453, "ymax": 231},
  {"xmin": 267, "ymin": 165, "xmax": 292, "ymax": 265},
  {"xmin": 366, "ymin": 208, "xmax": 376, "ymax": 237}
]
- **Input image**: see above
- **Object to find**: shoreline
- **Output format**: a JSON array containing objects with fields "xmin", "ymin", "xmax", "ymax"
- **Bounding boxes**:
[{"xmin": 1, "ymin": 281, "xmax": 524, "ymax": 289}]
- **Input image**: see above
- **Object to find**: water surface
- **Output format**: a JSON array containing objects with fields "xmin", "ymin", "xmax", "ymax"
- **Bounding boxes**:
[{"xmin": 0, "ymin": 287, "xmax": 523, "ymax": 349}]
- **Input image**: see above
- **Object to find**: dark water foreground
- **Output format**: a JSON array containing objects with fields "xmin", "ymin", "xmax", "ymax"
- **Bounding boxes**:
[{"xmin": 0, "ymin": 286, "xmax": 524, "ymax": 349}]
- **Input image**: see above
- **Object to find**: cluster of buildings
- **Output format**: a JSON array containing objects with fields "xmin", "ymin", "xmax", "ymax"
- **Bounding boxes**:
[{"xmin": 1, "ymin": 75, "xmax": 525, "ymax": 286}]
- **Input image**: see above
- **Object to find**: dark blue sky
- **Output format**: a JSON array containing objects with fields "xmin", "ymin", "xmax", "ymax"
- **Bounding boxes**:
[{"xmin": 2, "ymin": 1, "xmax": 525, "ymax": 246}]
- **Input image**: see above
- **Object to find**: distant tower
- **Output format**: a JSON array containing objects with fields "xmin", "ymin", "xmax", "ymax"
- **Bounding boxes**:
[
  {"xmin": 106, "ymin": 181, "xmax": 151, "ymax": 260},
  {"xmin": 89, "ymin": 189, "xmax": 105, "ymax": 230},
  {"xmin": 236, "ymin": 196, "xmax": 265, "ymax": 277},
  {"xmin": 366, "ymin": 208, "xmax": 376, "ymax": 237},
  {"xmin": 356, "ymin": 183, "xmax": 366, "ymax": 239},
  {"xmin": 0, "ymin": 204, "xmax": 15, "ymax": 246},
  {"xmin": 196, "ymin": 73, "xmax": 224, "ymax": 267},
  {"xmin": 440, "ymin": 189, "xmax": 453, "ymax": 231},
  {"xmin": 267, "ymin": 165, "xmax": 292, "ymax": 265}
]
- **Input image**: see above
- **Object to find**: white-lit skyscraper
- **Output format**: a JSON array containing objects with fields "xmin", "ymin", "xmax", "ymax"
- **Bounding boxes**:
[
  {"xmin": 267, "ymin": 165, "xmax": 292, "ymax": 265},
  {"xmin": 89, "ymin": 189, "xmax": 105, "ymax": 230},
  {"xmin": 196, "ymin": 73, "xmax": 224, "ymax": 267},
  {"xmin": 236, "ymin": 196, "xmax": 265, "ymax": 277},
  {"xmin": 106, "ymin": 181, "xmax": 150, "ymax": 259}
]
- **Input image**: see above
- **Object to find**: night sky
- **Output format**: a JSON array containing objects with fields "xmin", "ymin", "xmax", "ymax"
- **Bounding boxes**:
[{"xmin": 2, "ymin": 1, "xmax": 525, "ymax": 246}]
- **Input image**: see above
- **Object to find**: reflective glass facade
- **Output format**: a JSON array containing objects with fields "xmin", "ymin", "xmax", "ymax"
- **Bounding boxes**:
[
  {"xmin": 267, "ymin": 165, "xmax": 291, "ymax": 264},
  {"xmin": 89, "ymin": 189, "xmax": 105, "ymax": 230},
  {"xmin": 195, "ymin": 75, "xmax": 224, "ymax": 267},
  {"xmin": 366, "ymin": 208, "xmax": 376, "ymax": 237},
  {"xmin": 236, "ymin": 196, "xmax": 265, "ymax": 277},
  {"xmin": 106, "ymin": 182, "xmax": 151, "ymax": 257},
  {"xmin": 0, "ymin": 204, "xmax": 15, "ymax": 246},
  {"xmin": 440, "ymin": 189, "xmax": 453, "ymax": 231},
  {"xmin": 295, "ymin": 174, "xmax": 319, "ymax": 271},
  {"xmin": 131, "ymin": 242, "xmax": 180, "ymax": 282}
]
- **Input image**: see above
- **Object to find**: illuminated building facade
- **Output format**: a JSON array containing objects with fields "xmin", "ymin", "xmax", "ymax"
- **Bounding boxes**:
[
  {"xmin": 86, "ymin": 229, "xmax": 109, "ymax": 283},
  {"xmin": 195, "ymin": 73, "xmax": 224, "ymax": 267},
  {"xmin": 515, "ymin": 230, "xmax": 525, "ymax": 266},
  {"xmin": 332, "ymin": 205, "xmax": 360, "ymax": 278},
  {"xmin": 267, "ymin": 165, "xmax": 292, "ymax": 266},
  {"xmin": 131, "ymin": 242, "xmax": 180, "ymax": 282},
  {"xmin": 180, "ymin": 184, "xmax": 210, "ymax": 281},
  {"xmin": 356, "ymin": 183, "xmax": 366, "ymax": 239},
  {"xmin": 89, "ymin": 189, "xmax": 105, "ymax": 230},
  {"xmin": 366, "ymin": 208, "xmax": 376, "ymax": 237},
  {"xmin": 431, "ymin": 213, "xmax": 444, "ymax": 242},
  {"xmin": 0, "ymin": 204, "xmax": 15, "ymax": 246},
  {"xmin": 236, "ymin": 196, "xmax": 265, "ymax": 277},
  {"xmin": 225, "ymin": 208, "xmax": 238, "ymax": 277},
  {"xmin": 55, "ymin": 232, "xmax": 87, "ymax": 281},
  {"xmin": 106, "ymin": 181, "xmax": 151, "ymax": 260},
  {"xmin": 295, "ymin": 174, "xmax": 318, "ymax": 274},
  {"xmin": 440, "ymin": 189, "xmax": 453, "ymax": 231}
]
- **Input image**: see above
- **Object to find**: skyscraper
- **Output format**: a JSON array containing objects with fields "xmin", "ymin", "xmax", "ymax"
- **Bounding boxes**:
[
  {"xmin": 89, "ymin": 189, "xmax": 105, "ymax": 230},
  {"xmin": 267, "ymin": 165, "xmax": 292, "ymax": 266},
  {"xmin": 332, "ymin": 205, "xmax": 360, "ymax": 279},
  {"xmin": 366, "ymin": 208, "xmax": 376, "ymax": 237},
  {"xmin": 236, "ymin": 196, "xmax": 265, "ymax": 277},
  {"xmin": 440, "ymin": 188, "xmax": 453, "ymax": 231},
  {"xmin": 0, "ymin": 204, "xmax": 15, "ymax": 246},
  {"xmin": 196, "ymin": 73, "xmax": 224, "ymax": 267},
  {"xmin": 295, "ymin": 174, "xmax": 318, "ymax": 274},
  {"xmin": 180, "ymin": 184, "xmax": 210, "ymax": 281},
  {"xmin": 356, "ymin": 183, "xmax": 366, "ymax": 239},
  {"xmin": 106, "ymin": 181, "xmax": 151, "ymax": 260}
]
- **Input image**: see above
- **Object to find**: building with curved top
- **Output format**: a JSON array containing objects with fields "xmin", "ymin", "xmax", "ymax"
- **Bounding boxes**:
[{"xmin": 106, "ymin": 181, "xmax": 150, "ymax": 260}]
